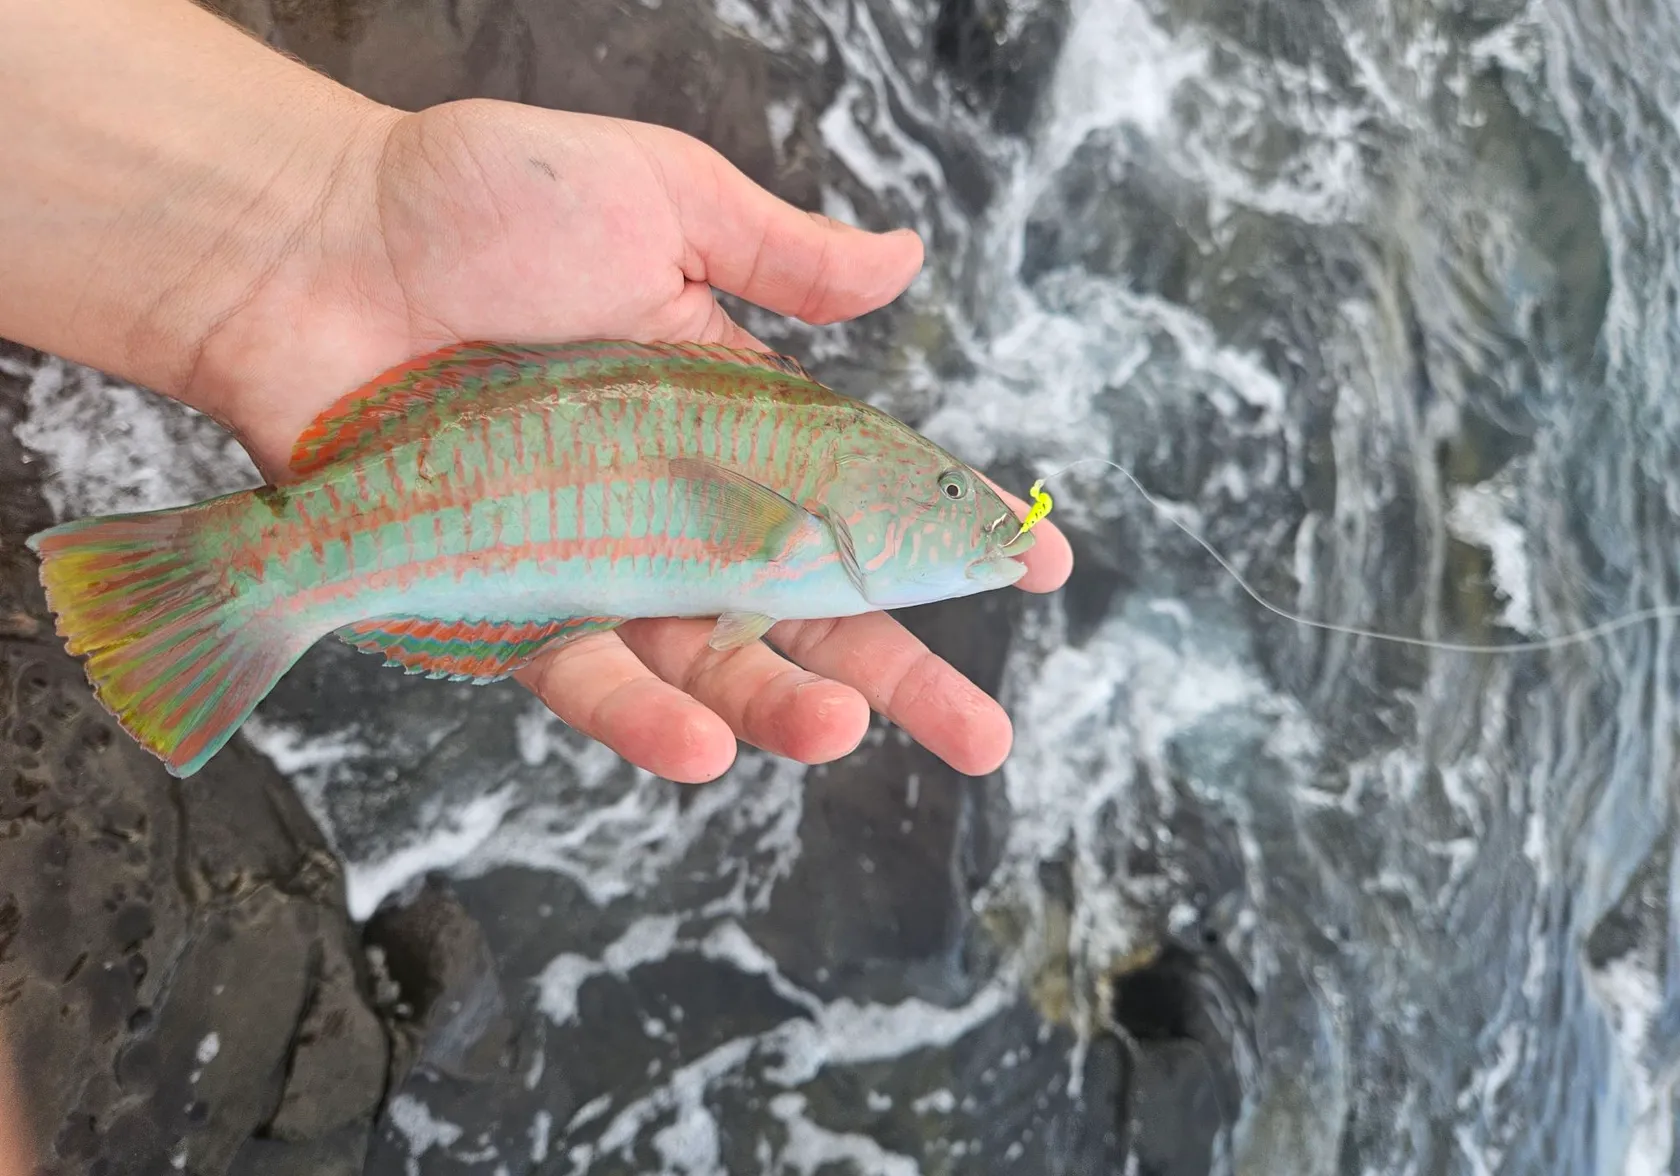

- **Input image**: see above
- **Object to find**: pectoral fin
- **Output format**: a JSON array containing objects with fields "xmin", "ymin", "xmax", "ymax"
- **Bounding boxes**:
[
  {"xmin": 707, "ymin": 610, "xmax": 778, "ymax": 651},
  {"xmin": 668, "ymin": 457, "xmax": 817, "ymax": 560},
  {"xmin": 817, "ymin": 507, "xmax": 869, "ymax": 599}
]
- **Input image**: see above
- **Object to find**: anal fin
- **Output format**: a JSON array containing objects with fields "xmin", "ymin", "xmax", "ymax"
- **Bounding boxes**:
[
  {"xmin": 707, "ymin": 611, "xmax": 778, "ymax": 651},
  {"xmin": 817, "ymin": 506, "xmax": 869, "ymax": 599},
  {"xmin": 336, "ymin": 614, "xmax": 623, "ymax": 682}
]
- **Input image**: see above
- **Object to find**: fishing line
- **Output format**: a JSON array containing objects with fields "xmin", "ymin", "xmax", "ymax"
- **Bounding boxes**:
[{"xmin": 1014, "ymin": 456, "xmax": 1680, "ymax": 655}]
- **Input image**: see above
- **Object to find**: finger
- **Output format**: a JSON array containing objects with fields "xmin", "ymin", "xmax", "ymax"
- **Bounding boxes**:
[
  {"xmin": 617, "ymin": 617, "xmax": 872, "ymax": 764},
  {"xmin": 514, "ymin": 631, "xmax": 738, "ymax": 783},
  {"xmin": 657, "ymin": 282, "xmax": 772, "ymax": 352},
  {"xmin": 0, "ymin": 1034, "xmax": 33, "ymax": 1176},
  {"xmin": 771, "ymin": 612, "xmax": 1014, "ymax": 777},
  {"xmin": 985, "ymin": 478, "xmax": 1074, "ymax": 594},
  {"xmin": 633, "ymin": 123, "xmax": 925, "ymax": 325}
]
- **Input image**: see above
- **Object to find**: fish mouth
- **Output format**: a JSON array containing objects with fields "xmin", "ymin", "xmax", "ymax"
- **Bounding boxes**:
[
  {"xmin": 987, "ymin": 510, "xmax": 1037, "ymax": 558},
  {"xmin": 996, "ymin": 528, "xmax": 1036, "ymax": 558},
  {"xmin": 968, "ymin": 530, "xmax": 1033, "ymax": 585},
  {"xmin": 966, "ymin": 550, "xmax": 1030, "ymax": 586},
  {"xmin": 966, "ymin": 512, "xmax": 1034, "ymax": 584}
]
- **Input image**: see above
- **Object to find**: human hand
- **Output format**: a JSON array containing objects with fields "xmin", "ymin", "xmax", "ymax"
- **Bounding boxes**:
[{"xmin": 181, "ymin": 98, "xmax": 1073, "ymax": 782}]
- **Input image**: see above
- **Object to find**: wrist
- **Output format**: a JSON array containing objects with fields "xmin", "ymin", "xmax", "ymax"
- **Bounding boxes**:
[{"xmin": 0, "ymin": 0, "xmax": 397, "ymax": 406}]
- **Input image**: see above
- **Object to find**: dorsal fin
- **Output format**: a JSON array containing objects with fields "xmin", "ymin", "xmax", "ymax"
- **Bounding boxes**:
[{"xmin": 287, "ymin": 340, "xmax": 825, "ymax": 477}]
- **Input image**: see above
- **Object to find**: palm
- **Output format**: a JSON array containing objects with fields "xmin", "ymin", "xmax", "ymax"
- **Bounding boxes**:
[
  {"xmin": 193, "ymin": 99, "xmax": 1071, "ymax": 783},
  {"xmin": 376, "ymin": 108, "xmax": 763, "ymax": 349}
]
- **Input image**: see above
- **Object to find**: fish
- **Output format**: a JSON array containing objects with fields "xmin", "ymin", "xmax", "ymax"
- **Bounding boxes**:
[{"xmin": 26, "ymin": 339, "xmax": 1036, "ymax": 778}]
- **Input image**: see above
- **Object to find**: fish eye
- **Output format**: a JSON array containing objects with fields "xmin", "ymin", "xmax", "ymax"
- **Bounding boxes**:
[{"xmin": 938, "ymin": 470, "xmax": 971, "ymax": 501}]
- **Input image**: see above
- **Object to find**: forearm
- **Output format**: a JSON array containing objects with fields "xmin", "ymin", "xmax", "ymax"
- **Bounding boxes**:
[{"xmin": 0, "ymin": 0, "xmax": 390, "ymax": 399}]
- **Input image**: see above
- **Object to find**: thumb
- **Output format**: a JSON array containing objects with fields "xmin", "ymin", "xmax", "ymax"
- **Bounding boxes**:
[{"xmin": 634, "ymin": 122, "xmax": 925, "ymax": 324}]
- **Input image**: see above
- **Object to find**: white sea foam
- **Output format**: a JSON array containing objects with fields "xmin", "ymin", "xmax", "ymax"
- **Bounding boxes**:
[
  {"xmin": 386, "ymin": 1093, "xmax": 464, "ymax": 1159},
  {"xmin": 1445, "ymin": 481, "xmax": 1539, "ymax": 635},
  {"xmin": 771, "ymin": 1094, "xmax": 920, "ymax": 1175},
  {"xmin": 341, "ymin": 788, "xmax": 520, "ymax": 921},
  {"xmin": 536, "ymin": 914, "xmax": 682, "ymax": 1025},
  {"xmin": 14, "ymin": 356, "xmax": 257, "ymax": 518},
  {"xmin": 451, "ymin": 739, "xmax": 808, "ymax": 912}
]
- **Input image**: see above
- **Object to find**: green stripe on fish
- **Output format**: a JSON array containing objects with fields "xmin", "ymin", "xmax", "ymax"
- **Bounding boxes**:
[{"xmin": 28, "ymin": 339, "xmax": 1036, "ymax": 777}]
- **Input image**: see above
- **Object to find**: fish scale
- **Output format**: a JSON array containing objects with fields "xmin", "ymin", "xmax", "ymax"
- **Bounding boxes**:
[
  {"xmin": 235, "ymin": 400, "xmax": 786, "ymax": 605},
  {"xmin": 27, "ymin": 339, "xmax": 1035, "ymax": 777}
]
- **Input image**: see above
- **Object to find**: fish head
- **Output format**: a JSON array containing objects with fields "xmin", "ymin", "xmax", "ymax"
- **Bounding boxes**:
[{"xmin": 818, "ymin": 421, "xmax": 1034, "ymax": 609}]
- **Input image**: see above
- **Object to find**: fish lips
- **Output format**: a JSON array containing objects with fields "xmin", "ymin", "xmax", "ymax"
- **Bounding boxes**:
[
  {"xmin": 967, "ymin": 531, "xmax": 1034, "ymax": 587},
  {"xmin": 996, "ymin": 528, "xmax": 1036, "ymax": 558}
]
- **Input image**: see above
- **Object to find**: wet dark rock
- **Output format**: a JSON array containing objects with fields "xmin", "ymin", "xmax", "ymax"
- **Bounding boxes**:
[
  {"xmin": 1585, "ymin": 837, "xmax": 1668, "ymax": 976},
  {"xmin": 933, "ymin": 0, "xmax": 1071, "ymax": 136},
  {"xmin": 362, "ymin": 876, "xmax": 513, "ymax": 1083},
  {"xmin": 1022, "ymin": 128, "xmax": 1204, "ymax": 299},
  {"xmin": 1455, "ymin": 62, "xmax": 1610, "ymax": 382},
  {"xmin": 754, "ymin": 739, "xmax": 978, "ymax": 1005},
  {"xmin": 1447, "ymin": 0, "xmax": 1528, "ymax": 36},
  {"xmin": 265, "ymin": 932, "xmax": 391, "ymax": 1141},
  {"xmin": 753, "ymin": 589, "xmax": 1021, "ymax": 1005},
  {"xmin": 0, "ymin": 352, "xmax": 390, "ymax": 1175},
  {"xmin": 233, "ymin": 1122, "xmax": 377, "ymax": 1176},
  {"xmin": 764, "ymin": 996, "xmax": 1129, "ymax": 1174},
  {"xmin": 921, "ymin": 0, "xmax": 1070, "ymax": 215},
  {"xmin": 1155, "ymin": 0, "xmax": 1358, "ymax": 92},
  {"xmin": 1109, "ymin": 945, "xmax": 1244, "ymax": 1175}
]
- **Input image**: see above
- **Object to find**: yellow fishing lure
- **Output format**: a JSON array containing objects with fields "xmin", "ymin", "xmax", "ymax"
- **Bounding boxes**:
[{"xmin": 1016, "ymin": 478, "xmax": 1053, "ymax": 538}]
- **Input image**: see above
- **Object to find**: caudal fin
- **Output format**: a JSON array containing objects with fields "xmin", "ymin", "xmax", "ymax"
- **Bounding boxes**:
[{"xmin": 26, "ymin": 503, "xmax": 309, "ymax": 777}]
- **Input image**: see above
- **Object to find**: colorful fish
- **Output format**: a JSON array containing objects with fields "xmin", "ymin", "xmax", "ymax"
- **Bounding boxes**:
[{"xmin": 27, "ymin": 340, "xmax": 1036, "ymax": 778}]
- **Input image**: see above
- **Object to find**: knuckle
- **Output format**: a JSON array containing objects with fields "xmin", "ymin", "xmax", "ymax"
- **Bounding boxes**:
[{"xmin": 883, "ymin": 650, "xmax": 942, "ymax": 719}]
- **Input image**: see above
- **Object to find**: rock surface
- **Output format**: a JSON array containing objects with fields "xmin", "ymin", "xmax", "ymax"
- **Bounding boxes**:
[{"xmin": 0, "ymin": 342, "xmax": 390, "ymax": 1173}]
